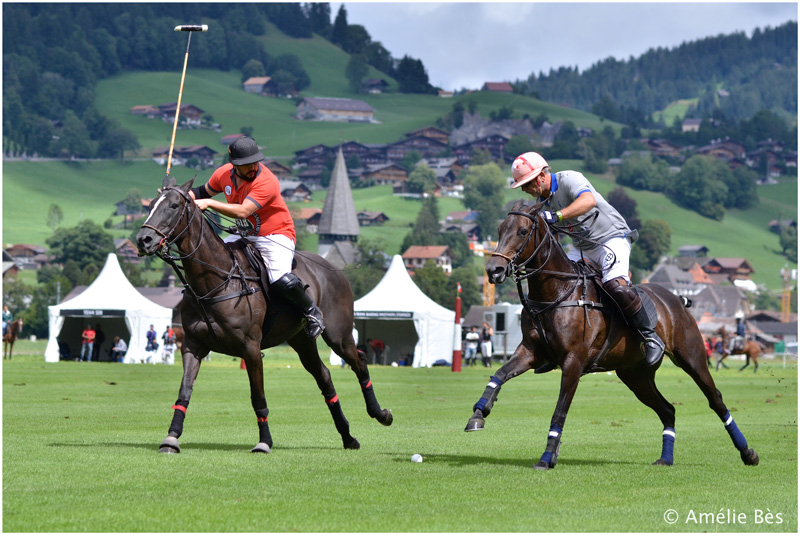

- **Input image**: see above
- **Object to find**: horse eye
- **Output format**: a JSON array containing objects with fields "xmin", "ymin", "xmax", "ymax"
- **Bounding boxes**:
[
  {"xmin": 518, "ymin": 227, "xmax": 528, "ymax": 237},
  {"xmin": 170, "ymin": 202, "xmax": 179, "ymax": 209}
]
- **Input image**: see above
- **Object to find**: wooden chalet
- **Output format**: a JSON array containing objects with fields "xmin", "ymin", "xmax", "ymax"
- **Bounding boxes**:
[
  {"xmin": 220, "ymin": 133, "xmax": 245, "ymax": 145},
  {"xmin": 386, "ymin": 135, "xmax": 449, "ymax": 163},
  {"xmin": 115, "ymin": 198, "xmax": 151, "ymax": 217},
  {"xmin": 5, "ymin": 244, "xmax": 49, "ymax": 269},
  {"xmin": 405, "ymin": 126, "xmax": 450, "ymax": 146},
  {"xmin": 682, "ymin": 118, "xmax": 702, "ymax": 132},
  {"xmin": 678, "ymin": 245, "xmax": 709, "ymax": 257},
  {"xmin": 242, "ymin": 76, "xmax": 274, "ymax": 95},
  {"xmin": 362, "ymin": 163, "xmax": 408, "ymax": 186},
  {"xmin": 357, "ymin": 210, "xmax": 389, "ymax": 227},
  {"xmin": 362, "ymin": 78, "xmax": 388, "ymax": 94},
  {"xmin": 701, "ymin": 257, "xmax": 755, "ymax": 282},
  {"xmin": 277, "ymin": 180, "xmax": 311, "ymax": 203},
  {"xmin": 152, "ymin": 145, "xmax": 217, "ymax": 168},
  {"xmin": 263, "ymin": 160, "xmax": 294, "ymax": 178},
  {"xmin": 481, "ymin": 82, "xmax": 513, "ymax": 93},
  {"xmin": 453, "ymin": 134, "xmax": 510, "ymax": 162},
  {"xmin": 402, "ymin": 245, "xmax": 454, "ymax": 274},
  {"xmin": 129, "ymin": 105, "xmax": 160, "ymax": 117},
  {"xmin": 158, "ymin": 103, "xmax": 204, "ymax": 125},
  {"xmin": 292, "ymin": 208, "xmax": 323, "ymax": 233},
  {"xmin": 114, "ymin": 238, "xmax": 141, "ymax": 264},
  {"xmin": 296, "ymin": 97, "xmax": 375, "ymax": 122}
]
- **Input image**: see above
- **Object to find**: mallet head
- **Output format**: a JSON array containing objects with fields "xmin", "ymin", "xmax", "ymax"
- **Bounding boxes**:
[{"xmin": 174, "ymin": 25, "xmax": 208, "ymax": 32}]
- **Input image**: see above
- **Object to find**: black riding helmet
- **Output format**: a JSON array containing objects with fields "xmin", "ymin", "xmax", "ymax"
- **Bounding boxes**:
[{"xmin": 228, "ymin": 136, "xmax": 265, "ymax": 166}]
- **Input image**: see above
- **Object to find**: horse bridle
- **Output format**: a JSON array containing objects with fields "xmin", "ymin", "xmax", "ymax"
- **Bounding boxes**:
[
  {"xmin": 140, "ymin": 186, "xmax": 203, "ymax": 261},
  {"xmin": 490, "ymin": 207, "xmax": 559, "ymax": 282}
]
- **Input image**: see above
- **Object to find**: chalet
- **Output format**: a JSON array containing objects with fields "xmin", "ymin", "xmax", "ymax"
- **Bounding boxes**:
[
  {"xmin": 296, "ymin": 97, "xmax": 375, "ymax": 123},
  {"xmin": 242, "ymin": 76, "xmax": 272, "ymax": 94},
  {"xmin": 293, "ymin": 208, "xmax": 323, "ymax": 233},
  {"xmin": 768, "ymin": 219, "xmax": 797, "ymax": 234},
  {"xmin": 158, "ymin": 103, "xmax": 205, "ymax": 125},
  {"xmin": 114, "ymin": 238, "xmax": 141, "ymax": 264},
  {"xmin": 405, "ymin": 126, "xmax": 450, "ymax": 146},
  {"xmin": 678, "ymin": 245, "xmax": 709, "ymax": 257},
  {"xmin": 386, "ymin": 135, "xmax": 449, "ymax": 163},
  {"xmin": 295, "ymin": 144, "xmax": 332, "ymax": 169},
  {"xmin": 264, "ymin": 160, "xmax": 294, "ymax": 179},
  {"xmin": 438, "ymin": 90, "xmax": 454, "ymax": 98},
  {"xmin": 697, "ymin": 138, "xmax": 747, "ymax": 161},
  {"xmin": 356, "ymin": 210, "xmax": 389, "ymax": 227},
  {"xmin": 423, "ymin": 157, "xmax": 462, "ymax": 188},
  {"xmin": 481, "ymin": 82, "xmax": 513, "ymax": 93},
  {"xmin": 336, "ymin": 141, "xmax": 377, "ymax": 162},
  {"xmin": 296, "ymin": 168, "xmax": 323, "ymax": 189},
  {"xmin": 441, "ymin": 222, "xmax": 481, "ymax": 242},
  {"xmin": 701, "ymin": 258, "xmax": 754, "ymax": 282},
  {"xmin": 115, "ymin": 198, "xmax": 151, "ymax": 217},
  {"xmin": 220, "ymin": 133, "xmax": 245, "ymax": 145},
  {"xmin": 3, "ymin": 250, "xmax": 20, "ymax": 279},
  {"xmin": 362, "ymin": 163, "xmax": 408, "ymax": 186},
  {"xmin": 647, "ymin": 264, "xmax": 705, "ymax": 296},
  {"xmin": 645, "ymin": 138, "xmax": 682, "ymax": 159},
  {"xmin": 5, "ymin": 244, "xmax": 48, "ymax": 269},
  {"xmin": 362, "ymin": 78, "xmax": 388, "ymax": 94},
  {"xmin": 152, "ymin": 145, "xmax": 217, "ymax": 168},
  {"xmin": 129, "ymin": 105, "xmax": 160, "ymax": 117},
  {"xmin": 453, "ymin": 134, "xmax": 510, "ymax": 162},
  {"xmin": 682, "ymin": 118, "xmax": 702, "ymax": 132},
  {"xmin": 402, "ymin": 245, "xmax": 454, "ymax": 274}
]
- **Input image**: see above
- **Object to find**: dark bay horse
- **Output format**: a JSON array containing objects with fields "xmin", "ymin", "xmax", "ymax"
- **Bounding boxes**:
[
  {"xmin": 136, "ymin": 177, "xmax": 392, "ymax": 454},
  {"xmin": 734, "ymin": 340, "xmax": 763, "ymax": 373},
  {"xmin": 3, "ymin": 318, "xmax": 23, "ymax": 359},
  {"xmin": 465, "ymin": 200, "xmax": 758, "ymax": 469}
]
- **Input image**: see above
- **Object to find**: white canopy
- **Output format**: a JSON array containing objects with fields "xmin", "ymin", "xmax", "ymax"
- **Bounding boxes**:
[
  {"xmin": 44, "ymin": 254, "xmax": 173, "ymax": 363},
  {"xmin": 349, "ymin": 255, "xmax": 457, "ymax": 368}
]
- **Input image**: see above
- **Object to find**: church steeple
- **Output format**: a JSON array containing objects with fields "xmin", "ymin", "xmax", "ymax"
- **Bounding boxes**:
[{"xmin": 317, "ymin": 147, "xmax": 360, "ymax": 257}]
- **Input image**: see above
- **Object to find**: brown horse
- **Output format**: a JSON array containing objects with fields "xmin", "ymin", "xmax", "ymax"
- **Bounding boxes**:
[
  {"xmin": 136, "ymin": 177, "xmax": 392, "ymax": 454},
  {"xmin": 734, "ymin": 340, "xmax": 763, "ymax": 373},
  {"xmin": 3, "ymin": 318, "xmax": 23, "ymax": 359},
  {"xmin": 465, "ymin": 200, "xmax": 758, "ymax": 469}
]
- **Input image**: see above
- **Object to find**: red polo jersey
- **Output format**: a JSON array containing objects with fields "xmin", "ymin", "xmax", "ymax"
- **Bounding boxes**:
[{"xmin": 206, "ymin": 162, "xmax": 296, "ymax": 240}]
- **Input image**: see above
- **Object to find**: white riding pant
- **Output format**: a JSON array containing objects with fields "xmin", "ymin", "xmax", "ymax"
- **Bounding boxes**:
[
  {"xmin": 566, "ymin": 236, "xmax": 632, "ymax": 284},
  {"xmin": 223, "ymin": 233, "xmax": 295, "ymax": 284}
]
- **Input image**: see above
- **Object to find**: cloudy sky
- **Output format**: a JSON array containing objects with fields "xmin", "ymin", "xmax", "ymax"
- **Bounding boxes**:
[{"xmin": 331, "ymin": 2, "xmax": 798, "ymax": 90}]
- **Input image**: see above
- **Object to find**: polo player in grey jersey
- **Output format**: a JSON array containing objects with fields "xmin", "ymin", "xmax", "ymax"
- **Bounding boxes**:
[{"xmin": 510, "ymin": 151, "xmax": 665, "ymax": 368}]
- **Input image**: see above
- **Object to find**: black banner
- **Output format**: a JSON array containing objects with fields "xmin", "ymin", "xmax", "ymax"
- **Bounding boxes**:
[
  {"xmin": 354, "ymin": 311, "xmax": 413, "ymax": 319},
  {"xmin": 60, "ymin": 309, "xmax": 126, "ymax": 317}
]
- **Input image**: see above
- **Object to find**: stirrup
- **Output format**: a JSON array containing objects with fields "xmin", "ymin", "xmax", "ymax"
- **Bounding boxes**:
[
  {"xmin": 642, "ymin": 338, "xmax": 664, "ymax": 367},
  {"xmin": 304, "ymin": 307, "xmax": 325, "ymax": 339}
]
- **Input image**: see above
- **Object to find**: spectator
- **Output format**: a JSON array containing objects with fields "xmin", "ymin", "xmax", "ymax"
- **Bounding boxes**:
[
  {"xmin": 145, "ymin": 324, "xmax": 158, "ymax": 352},
  {"xmin": 367, "ymin": 338, "xmax": 385, "ymax": 364},
  {"xmin": 480, "ymin": 322, "xmax": 493, "ymax": 367},
  {"xmin": 161, "ymin": 325, "xmax": 177, "ymax": 365},
  {"xmin": 464, "ymin": 326, "xmax": 480, "ymax": 367},
  {"xmin": 80, "ymin": 324, "xmax": 96, "ymax": 362},
  {"xmin": 110, "ymin": 336, "xmax": 128, "ymax": 363},
  {"xmin": 93, "ymin": 323, "xmax": 105, "ymax": 362}
]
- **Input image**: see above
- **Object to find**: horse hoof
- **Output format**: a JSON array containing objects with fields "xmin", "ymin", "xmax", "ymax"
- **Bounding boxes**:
[
  {"xmin": 464, "ymin": 417, "xmax": 485, "ymax": 432},
  {"xmin": 251, "ymin": 442, "xmax": 271, "ymax": 454},
  {"xmin": 532, "ymin": 461, "xmax": 551, "ymax": 471},
  {"xmin": 158, "ymin": 436, "xmax": 180, "ymax": 454},
  {"xmin": 741, "ymin": 448, "xmax": 759, "ymax": 466},
  {"xmin": 343, "ymin": 437, "xmax": 361, "ymax": 450},
  {"xmin": 652, "ymin": 458, "xmax": 673, "ymax": 466},
  {"xmin": 379, "ymin": 409, "xmax": 393, "ymax": 427}
]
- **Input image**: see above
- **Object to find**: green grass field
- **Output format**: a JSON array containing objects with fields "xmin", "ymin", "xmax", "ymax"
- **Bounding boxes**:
[{"xmin": 3, "ymin": 340, "xmax": 796, "ymax": 532}]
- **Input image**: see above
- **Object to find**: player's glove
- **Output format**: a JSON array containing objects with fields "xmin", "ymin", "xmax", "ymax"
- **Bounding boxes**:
[{"xmin": 542, "ymin": 210, "xmax": 562, "ymax": 224}]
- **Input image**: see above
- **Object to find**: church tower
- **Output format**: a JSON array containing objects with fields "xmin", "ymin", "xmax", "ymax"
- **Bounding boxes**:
[{"xmin": 317, "ymin": 147, "xmax": 360, "ymax": 260}]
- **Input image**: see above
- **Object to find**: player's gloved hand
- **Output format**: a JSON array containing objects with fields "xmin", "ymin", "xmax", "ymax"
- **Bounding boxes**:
[{"xmin": 542, "ymin": 210, "xmax": 561, "ymax": 224}]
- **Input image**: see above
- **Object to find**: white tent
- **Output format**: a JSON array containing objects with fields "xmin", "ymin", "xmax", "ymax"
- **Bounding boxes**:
[
  {"xmin": 348, "ymin": 254, "xmax": 457, "ymax": 368},
  {"xmin": 44, "ymin": 254, "xmax": 173, "ymax": 363}
]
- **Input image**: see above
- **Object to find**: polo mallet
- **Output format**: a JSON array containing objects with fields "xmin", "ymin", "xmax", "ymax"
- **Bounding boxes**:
[{"xmin": 164, "ymin": 24, "xmax": 208, "ymax": 186}]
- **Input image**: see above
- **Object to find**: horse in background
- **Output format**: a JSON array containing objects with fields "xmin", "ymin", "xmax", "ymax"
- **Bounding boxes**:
[
  {"xmin": 3, "ymin": 319, "xmax": 24, "ymax": 359},
  {"xmin": 734, "ymin": 339, "xmax": 764, "ymax": 373}
]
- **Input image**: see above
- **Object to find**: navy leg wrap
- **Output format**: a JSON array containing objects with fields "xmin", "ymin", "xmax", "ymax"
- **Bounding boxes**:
[
  {"xmin": 722, "ymin": 411, "xmax": 748, "ymax": 451},
  {"xmin": 255, "ymin": 408, "xmax": 272, "ymax": 447},
  {"xmin": 325, "ymin": 393, "xmax": 352, "ymax": 437},
  {"xmin": 539, "ymin": 425, "xmax": 562, "ymax": 467},
  {"xmin": 473, "ymin": 375, "xmax": 504, "ymax": 415},
  {"xmin": 168, "ymin": 402, "xmax": 187, "ymax": 438},
  {"xmin": 359, "ymin": 379, "xmax": 382, "ymax": 418},
  {"xmin": 660, "ymin": 427, "xmax": 675, "ymax": 465}
]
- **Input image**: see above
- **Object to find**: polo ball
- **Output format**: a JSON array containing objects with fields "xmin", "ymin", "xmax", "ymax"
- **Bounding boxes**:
[{"xmin": 411, "ymin": 453, "xmax": 423, "ymax": 463}]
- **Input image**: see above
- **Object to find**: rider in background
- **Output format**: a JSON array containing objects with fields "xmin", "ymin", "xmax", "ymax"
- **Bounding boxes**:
[
  {"xmin": 2, "ymin": 305, "xmax": 12, "ymax": 336},
  {"xmin": 189, "ymin": 136, "xmax": 324, "ymax": 338},
  {"xmin": 511, "ymin": 152, "xmax": 664, "ymax": 368}
]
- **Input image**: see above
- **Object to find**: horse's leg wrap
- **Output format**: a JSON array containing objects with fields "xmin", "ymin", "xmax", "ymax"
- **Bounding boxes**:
[
  {"xmin": 167, "ymin": 402, "xmax": 188, "ymax": 438},
  {"xmin": 473, "ymin": 375, "xmax": 504, "ymax": 417},
  {"xmin": 324, "ymin": 393, "xmax": 359, "ymax": 449},
  {"xmin": 359, "ymin": 378, "xmax": 382, "ymax": 418},
  {"xmin": 255, "ymin": 407, "xmax": 272, "ymax": 448},
  {"xmin": 658, "ymin": 427, "xmax": 675, "ymax": 465},
  {"xmin": 537, "ymin": 425, "xmax": 563, "ymax": 469},
  {"xmin": 721, "ymin": 411, "xmax": 748, "ymax": 451}
]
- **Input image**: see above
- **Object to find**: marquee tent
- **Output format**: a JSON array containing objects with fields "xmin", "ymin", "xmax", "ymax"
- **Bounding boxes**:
[
  {"xmin": 44, "ymin": 254, "xmax": 173, "ymax": 363},
  {"xmin": 345, "ymin": 254, "xmax": 457, "ymax": 368}
]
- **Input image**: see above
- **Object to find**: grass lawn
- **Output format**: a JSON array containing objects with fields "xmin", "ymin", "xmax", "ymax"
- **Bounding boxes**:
[{"xmin": 3, "ymin": 340, "xmax": 796, "ymax": 532}]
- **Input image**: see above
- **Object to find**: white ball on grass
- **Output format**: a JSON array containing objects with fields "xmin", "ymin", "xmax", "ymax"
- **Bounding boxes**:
[{"xmin": 411, "ymin": 453, "xmax": 423, "ymax": 463}]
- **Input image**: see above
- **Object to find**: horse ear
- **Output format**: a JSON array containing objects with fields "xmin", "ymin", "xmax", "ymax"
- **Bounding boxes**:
[{"xmin": 180, "ymin": 176, "xmax": 195, "ymax": 192}]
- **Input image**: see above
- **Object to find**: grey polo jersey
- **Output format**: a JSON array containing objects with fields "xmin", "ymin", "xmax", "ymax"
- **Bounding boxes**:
[{"xmin": 540, "ymin": 170, "xmax": 636, "ymax": 250}]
